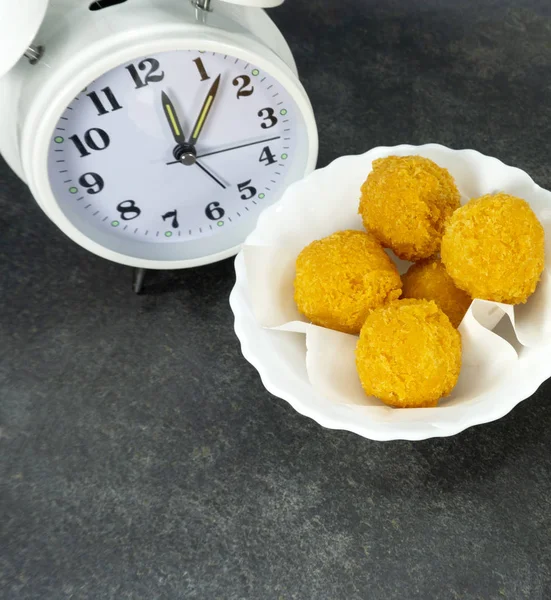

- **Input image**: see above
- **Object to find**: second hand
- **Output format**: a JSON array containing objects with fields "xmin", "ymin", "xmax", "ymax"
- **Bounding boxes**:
[{"xmin": 165, "ymin": 136, "xmax": 282, "ymax": 166}]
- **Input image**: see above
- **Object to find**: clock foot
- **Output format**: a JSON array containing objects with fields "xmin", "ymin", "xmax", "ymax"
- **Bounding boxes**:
[{"xmin": 132, "ymin": 268, "xmax": 147, "ymax": 294}]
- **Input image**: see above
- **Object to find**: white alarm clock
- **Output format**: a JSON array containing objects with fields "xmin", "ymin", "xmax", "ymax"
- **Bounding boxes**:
[{"xmin": 0, "ymin": 0, "xmax": 318, "ymax": 272}]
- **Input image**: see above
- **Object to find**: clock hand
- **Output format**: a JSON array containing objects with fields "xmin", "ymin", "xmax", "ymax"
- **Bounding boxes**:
[
  {"xmin": 161, "ymin": 91, "xmax": 187, "ymax": 145},
  {"xmin": 165, "ymin": 136, "xmax": 281, "ymax": 166},
  {"xmin": 198, "ymin": 136, "xmax": 281, "ymax": 159},
  {"xmin": 195, "ymin": 160, "xmax": 227, "ymax": 190},
  {"xmin": 187, "ymin": 74, "xmax": 221, "ymax": 146}
]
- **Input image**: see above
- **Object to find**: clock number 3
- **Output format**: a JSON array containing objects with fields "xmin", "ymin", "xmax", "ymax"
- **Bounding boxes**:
[
  {"xmin": 126, "ymin": 58, "xmax": 165, "ymax": 89},
  {"xmin": 117, "ymin": 200, "xmax": 141, "ymax": 220},
  {"xmin": 69, "ymin": 128, "xmax": 110, "ymax": 158},
  {"xmin": 257, "ymin": 107, "xmax": 278, "ymax": 129}
]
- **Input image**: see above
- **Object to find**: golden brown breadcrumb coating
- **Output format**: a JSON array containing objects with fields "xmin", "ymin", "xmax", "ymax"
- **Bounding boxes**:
[
  {"xmin": 294, "ymin": 230, "xmax": 402, "ymax": 334},
  {"xmin": 401, "ymin": 258, "xmax": 472, "ymax": 328},
  {"xmin": 441, "ymin": 193, "xmax": 545, "ymax": 304},
  {"xmin": 359, "ymin": 155, "xmax": 461, "ymax": 261},
  {"xmin": 355, "ymin": 299, "xmax": 462, "ymax": 408}
]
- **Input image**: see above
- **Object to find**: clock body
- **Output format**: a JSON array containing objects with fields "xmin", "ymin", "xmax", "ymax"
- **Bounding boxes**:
[{"xmin": 0, "ymin": 0, "xmax": 318, "ymax": 268}]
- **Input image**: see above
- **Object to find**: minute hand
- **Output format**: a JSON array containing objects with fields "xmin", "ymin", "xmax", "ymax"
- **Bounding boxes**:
[{"xmin": 188, "ymin": 74, "xmax": 221, "ymax": 146}]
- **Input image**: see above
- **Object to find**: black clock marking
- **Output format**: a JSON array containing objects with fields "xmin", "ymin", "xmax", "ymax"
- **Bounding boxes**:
[
  {"xmin": 69, "ymin": 128, "xmax": 110, "ymax": 157},
  {"xmin": 237, "ymin": 180, "xmax": 257, "ymax": 200},
  {"xmin": 192, "ymin": 57, "xmax": 210, "ymax": 81},
  {"xmin": 126, "ymin": 59, "xmax": 165, "ymax": 89},
  {"xmin": 258, "ymin": 107, "xmax": 278, "ymax": 129},
  {"xmin": 87, "ymin": 87, "xmax": 123, "ymax": 116},
  {"xmin": 259, "ymin": 146, "xmax": 277, "ymax": 166},
  {"xmin": 205, "ymin": 202, "xmax": 225, "ymax": 221},
  {"xmin": 162, "ymin": 210, "xmax": 179, "ymax": 228},
  {"xmin": 117, "ymin": 200, "xmax": 141, "ymax": 220},
  {"xmin": 78, "ymin": 172, "xmax": 104, "ymax": 194},
  {"xmin": 232, "ymin": 75, "xmax": 254, "ymax": 99}
]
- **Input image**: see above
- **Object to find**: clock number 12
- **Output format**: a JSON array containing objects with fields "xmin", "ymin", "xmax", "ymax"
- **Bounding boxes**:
[{"xmin": 126, "ymin": 58, "xmax": 165, "ymax": 89}]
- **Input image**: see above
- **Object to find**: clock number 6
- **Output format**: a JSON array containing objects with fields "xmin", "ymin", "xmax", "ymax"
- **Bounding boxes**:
[
  {"xmin": 117, "ymin": 200, "xmax": 141, "ymax": 220},
  {"xmin": 258, "ymin": 107, "xmax": 278, "ymax": 129},
  {"xmin": 205, "ymin": 202, "xmax": 225, "ymax": 221},
  {"xmin": 69, "ymin": 128, "xmax": 110, "ymax": 158},
  {"xmin": 237, "ymin": 180, "xmax": 257, "ymax": 200}
]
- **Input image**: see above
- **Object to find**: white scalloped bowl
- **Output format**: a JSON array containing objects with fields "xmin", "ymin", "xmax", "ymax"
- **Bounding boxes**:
[{"xmin": 230, "ymin": 144, "xmax": 551, "ymax": 440}]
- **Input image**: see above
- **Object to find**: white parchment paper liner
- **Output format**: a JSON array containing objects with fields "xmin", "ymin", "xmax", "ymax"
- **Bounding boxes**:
[{"xmin": 241, "ymin": 149, "xmax": 551, "ymax": 426}]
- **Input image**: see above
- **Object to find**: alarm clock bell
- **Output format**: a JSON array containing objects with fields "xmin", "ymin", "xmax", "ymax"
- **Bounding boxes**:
[
  {"xmin": 0, "ymin": 0, "xmax": 284, "ymax": 76},
  {"xmin": 0, "ymin": 0, "xmax": 49, "ymax": 77}
]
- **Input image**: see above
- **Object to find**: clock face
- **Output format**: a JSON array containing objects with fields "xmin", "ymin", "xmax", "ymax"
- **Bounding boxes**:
[{"xmin": 47, "ymin": 49, "xmax": 310, "ymax": 262}]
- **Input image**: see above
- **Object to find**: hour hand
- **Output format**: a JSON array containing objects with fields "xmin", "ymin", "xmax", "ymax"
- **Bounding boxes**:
[{"xmin": 161, "ymin": 91, "xmax": 186, "ymax": 145}]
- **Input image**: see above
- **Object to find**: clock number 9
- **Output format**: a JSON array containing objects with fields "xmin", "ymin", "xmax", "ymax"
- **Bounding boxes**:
[
  {"xmin": 257, "ymin": 108, "xmax": 278, "ymax": 129},
  {"xmin": 78, "ymin": 172, "xmax": 104, "ymax": 195},
  {"xmin": 232, "ymin": 75, "xmax": 254, "ymax": 99},
  {"xmin": 69, "ymin": 128, "xmax": 110, "ymax": 158},
  {"xmin": 117, "ymin": 200, "xmax": 141, "ymax": 220},
  {"xmin": 205, "ymin": 202, "xmax": 225, "ymax": 221}
]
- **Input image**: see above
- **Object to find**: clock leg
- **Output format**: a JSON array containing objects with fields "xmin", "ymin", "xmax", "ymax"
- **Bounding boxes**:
[{"xmin": 132, "ymin": 268, "xmax": 147, "ymax": 294}]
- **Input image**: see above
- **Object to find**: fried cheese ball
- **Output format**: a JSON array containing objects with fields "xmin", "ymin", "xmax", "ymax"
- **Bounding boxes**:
[
  {"xmin": 401, "ymin": 258, "xmax": 472, "ymax": 328},
  {"xmin": 294, "ymin": 230, "xmax": 402, "ymax": 334},
  {"xmin": 359, "ymin": 155, "xmax": 461, "ymax": 261},
  {"xmin": 441, "ymin": 193, "xmax": 545, "ymax": 304},
  {"xmin": 356, "ymin": 299, "xmax": 461, "ymax": 408}
]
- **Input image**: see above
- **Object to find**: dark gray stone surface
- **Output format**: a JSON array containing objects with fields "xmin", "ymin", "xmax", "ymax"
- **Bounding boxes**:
[{"xmin": 2, "ymin": 1, "xmax": 551, "ymax": 598}]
